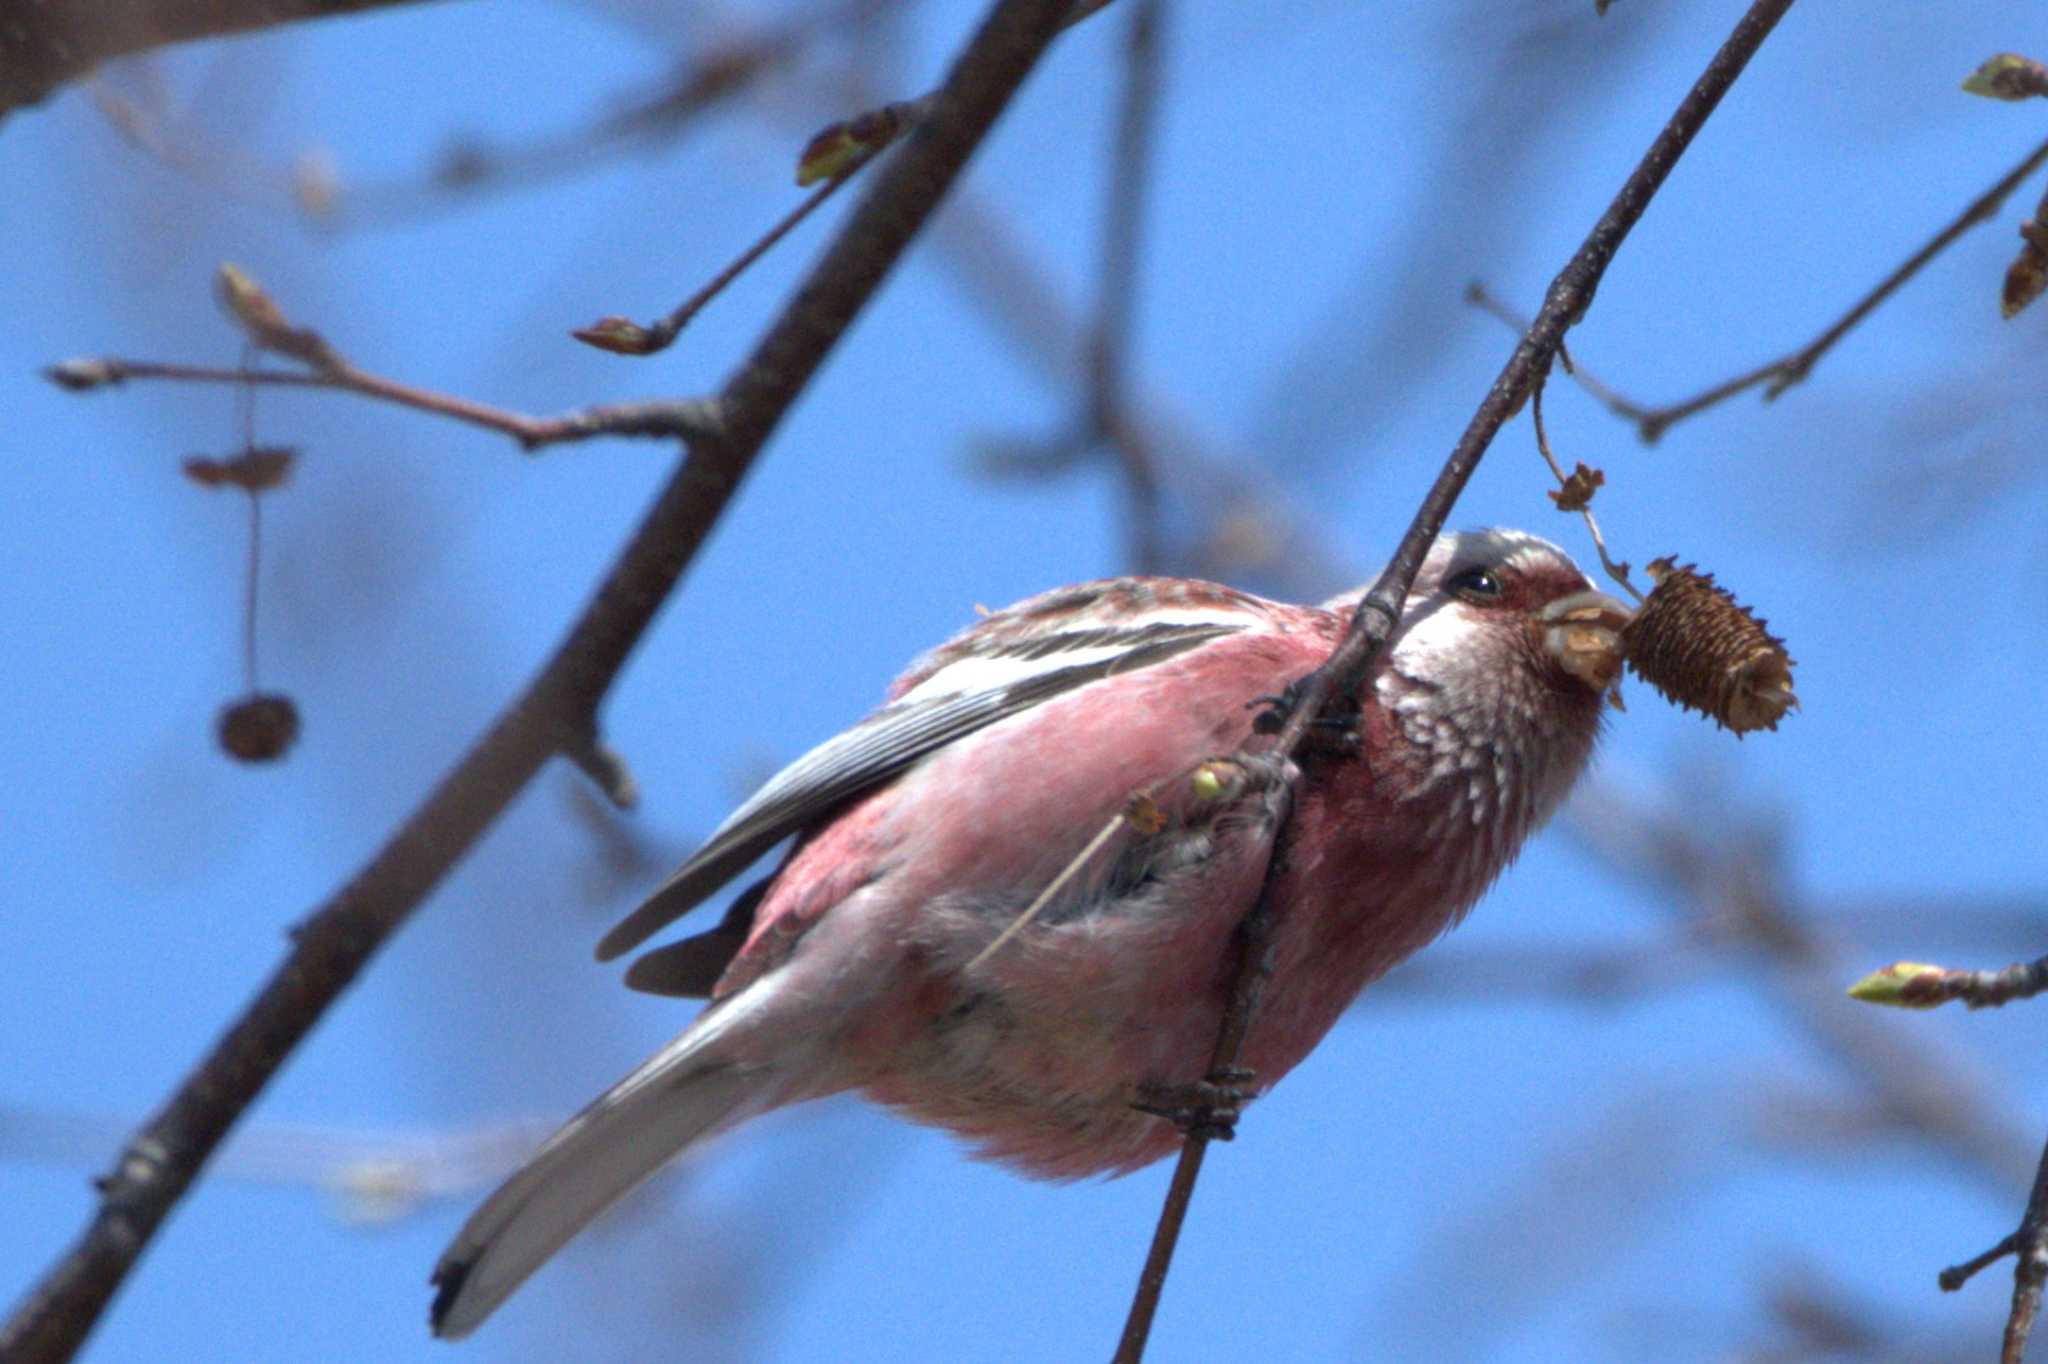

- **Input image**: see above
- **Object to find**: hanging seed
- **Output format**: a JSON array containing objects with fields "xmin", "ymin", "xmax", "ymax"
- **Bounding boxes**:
[{"xmin": 218, "ymin": 693, "xmax": 301, "ymax": 763}]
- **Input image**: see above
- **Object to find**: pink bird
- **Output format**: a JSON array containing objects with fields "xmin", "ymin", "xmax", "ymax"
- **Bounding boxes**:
[{"xmin": 430, "ymin": 528, "xmax": 1629, "ymax": 1338}]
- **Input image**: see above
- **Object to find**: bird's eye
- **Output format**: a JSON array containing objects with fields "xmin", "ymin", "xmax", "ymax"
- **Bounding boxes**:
[{"xmin": 1448, "ymin": 566, "xmax": 1503, "ymax": 602}]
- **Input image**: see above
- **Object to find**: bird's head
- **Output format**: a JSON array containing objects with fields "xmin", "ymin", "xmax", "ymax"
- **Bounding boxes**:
[{"xmin": 1328, "ymin": 528, "xmax": 1632, "ymax": 756}]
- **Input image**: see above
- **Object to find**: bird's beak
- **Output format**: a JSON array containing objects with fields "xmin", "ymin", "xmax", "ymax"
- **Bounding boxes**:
[{"xmin": 1532, "ymin": 589, "xmax": 1634, "ymax": 692}]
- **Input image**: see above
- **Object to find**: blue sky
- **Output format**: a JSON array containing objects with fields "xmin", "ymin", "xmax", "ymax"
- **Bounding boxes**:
[{"xmin": 5, "ymin": 1, "xmax": 2047, "ymax": 1359}]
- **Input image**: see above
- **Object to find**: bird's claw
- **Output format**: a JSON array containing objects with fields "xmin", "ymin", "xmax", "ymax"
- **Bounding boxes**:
[
  {"xmin": 1134, "ymin": 1069, "xmax": 1258, "ymax": 1141},
  {"xmin": 1248, "ymin": 681, "xmax": 1363, "ymax": 760}
]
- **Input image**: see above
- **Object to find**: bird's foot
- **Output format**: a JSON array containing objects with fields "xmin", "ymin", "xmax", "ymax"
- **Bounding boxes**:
[
  {"xmin": 1248, "ymin": 681, "xmax": 1363, "ymax": 761},
  {"xmin": 1134, "ymin": 1068, "xmax": 1258, "ymax": 1142}
]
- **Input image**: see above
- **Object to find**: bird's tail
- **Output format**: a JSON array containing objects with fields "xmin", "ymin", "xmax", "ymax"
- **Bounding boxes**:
[{"xmin": 429, "ymin": 988, "xmax": 811, "ymax": 1339}]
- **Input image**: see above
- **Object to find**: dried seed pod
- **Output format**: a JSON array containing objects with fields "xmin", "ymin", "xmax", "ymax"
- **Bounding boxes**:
[
  {"xmin": 1621, "ymin": 558, "xmax": 1796, "ymax": 734},
  {"xmin": 1547, "ymin": 462, "xmax": 1605, "ymax": 512},
  {"xmin": 218, "ymin": 693, "xmax": 301, "ymax": 763},
  {"xmin": 183, "ymin": 446, "xmax": 296, "ymax": 493}
]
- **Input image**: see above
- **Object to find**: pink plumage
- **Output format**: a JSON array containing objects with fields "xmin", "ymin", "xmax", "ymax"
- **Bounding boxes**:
[{"xmin": 430, "ymin": 528, "xmax": 1629, "ymax": 1339}]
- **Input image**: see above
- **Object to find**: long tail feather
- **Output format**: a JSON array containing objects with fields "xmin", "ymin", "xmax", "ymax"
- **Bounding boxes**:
[{"xmin": 429, "ymin": 996, "xmax": 802, "ymax": 1339}]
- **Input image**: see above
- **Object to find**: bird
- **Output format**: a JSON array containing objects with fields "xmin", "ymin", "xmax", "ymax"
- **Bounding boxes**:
[{"xmin": 429, "ymin": 527, "xmax": 1630, "ymax": 1338}]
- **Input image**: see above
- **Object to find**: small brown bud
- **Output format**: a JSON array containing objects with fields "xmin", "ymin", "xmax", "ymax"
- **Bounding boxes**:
[
  {"xmin": 1621, "ymin": 558, "xmax": 1797, "ymax": 735},
  {"xmin": 215, "ymin": 263, "xmax": 335, "ymax": 366},
  {"xmin": 570, "ymin": 316, "xmax": 661, "ymax": 356},
  {"xmin": 218, "ymin": 693, "xmax": 300, "ymax": 763}
]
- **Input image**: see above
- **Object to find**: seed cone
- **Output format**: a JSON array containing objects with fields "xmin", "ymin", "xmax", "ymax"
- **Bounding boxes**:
[{"xmin": 1621, "ymin": 558, "xmax": 1796, "ymax": 734}]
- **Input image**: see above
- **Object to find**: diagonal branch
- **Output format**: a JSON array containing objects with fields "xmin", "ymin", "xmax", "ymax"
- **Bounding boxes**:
[
  {"xmin": 1594, "ymin": 132, "xmax": 2048, "ymax": 443},
  {"xmin": 1110, "ymin": 1, "xmax": 1800, "ymax": 1357},
  {"xmin": 0, "ymin": 0, "xmax": 449, "ymax": 124},
  {"xmin": 0, "ymin": 0, "xmax": 1074, "ymax": 1359}
]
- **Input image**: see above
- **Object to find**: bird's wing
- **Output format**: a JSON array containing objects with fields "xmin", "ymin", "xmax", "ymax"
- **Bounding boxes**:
[{"xmin": 595, "ymin": 607, "xmax": 1260, "ymax": 963}]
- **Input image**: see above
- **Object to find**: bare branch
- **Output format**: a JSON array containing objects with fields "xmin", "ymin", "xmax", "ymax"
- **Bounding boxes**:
[
  {"xmin": 1464, "ymin": 280, "xmax": 1663, "ymax": 447},
  {"xmin": 581, "ymin": 0, "xmax": 1136, "ymax": 357},
  {"xmin": 1569, "ymin": 780, "xmax": 2039, "ymax": 1194},
  {"xmin": 0, "ymin": 0, "xmax": 447, "ymax": 124},
  {"xmin": 1943, "ymin": 1233, "xmax": 2021, "ymax": 1293},
  {"xmin": 1613, "ymin": 133, "xmax": 2048, "ymax": 442},
  {"xmin": 1111, "ymin": 3, "xmax": 1798, "ymax": 1357},
  {"xmin": 0, "ymin": 1, "xmax": 1076, "ymax": 1357},
  {"xmin": 46, "ymin": 354, "xmax": 726, "ymax": 451},
  {"xmin": 572, "ymin": 166, "xmax": 874, "ymax": 356}
]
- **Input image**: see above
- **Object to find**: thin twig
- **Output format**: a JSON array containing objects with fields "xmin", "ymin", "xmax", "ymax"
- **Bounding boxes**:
[
  {"xmin": 1109, "ymin": 3, "xmax": 1797, "ymax": 1358},
  {"xmin": 1570, "ymin": 781, "xmax": 2048, "ymax": 1350},
  {"xmin": 2004, "ymin": 1135, "xmax": 2048, "ymax": 1363},
  {"xmin": 576, "ymin": 169, "xmax": 870, "ymax": 355},
  {"xmin": 1569, "ymin": 781, "xmax": 2039, "ymax": 1196},
  {"xmin": 583, "ymin": 0, "xmax": 1133, "ymax": 356},
  {"xmin": 573, "ymin": 90, "xmax": 945, "ymax": 357},
  {"xmin": 1612, "ymin": 134, "xmax": 2048, "ymax": 443},
  {"xmin": 1943, "ymin": 1233, "xmax": 2020, "ymax": 1292},
  {"xmin": 234, "ymin": 355, "xmax": 264, "ymax": 691},
  {"xmin": 1464, "ymin": 281, "xmax": 1661, "ymax": 434},
  {"xmin": 46, "ymin": 356, "xmax": 724, "ymax": 452},
  {"xmin": 1848, "ymin": 954, "xmax": 2048, "ymax": 1010},
  {"xmin": 1089, "ymin": 0, "xmax": 1166, "ymax": 571},
  {"xmin": 0, "ymin": 2, "xmax": 1075, "ymax": 1358},
  {"xmin": 1529, "ymin": 370, "xmax": 1644, "ymax": 603}
]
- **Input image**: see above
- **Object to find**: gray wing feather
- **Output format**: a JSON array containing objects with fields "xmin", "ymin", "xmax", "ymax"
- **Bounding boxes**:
[{"xmin": 593, "ymin": 624, "xmax": 1243, "ymax": 962}]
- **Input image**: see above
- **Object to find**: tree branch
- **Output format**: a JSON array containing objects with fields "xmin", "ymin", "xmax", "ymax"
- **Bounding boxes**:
[
  {"xmin": 1111, "ymin": 2, "xmax": 1799, "ymax": 1357},
  {"xmin": 1600, "ymin": 132, "xmax": 2048, "ymax": 443},
  {"xmin": 0, "ymin": 0, "xmax": 450, "ymax": 124},
  {"xmin": 0, "ymin": 0, "xmax": 1074, "ymax": 1358}
]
